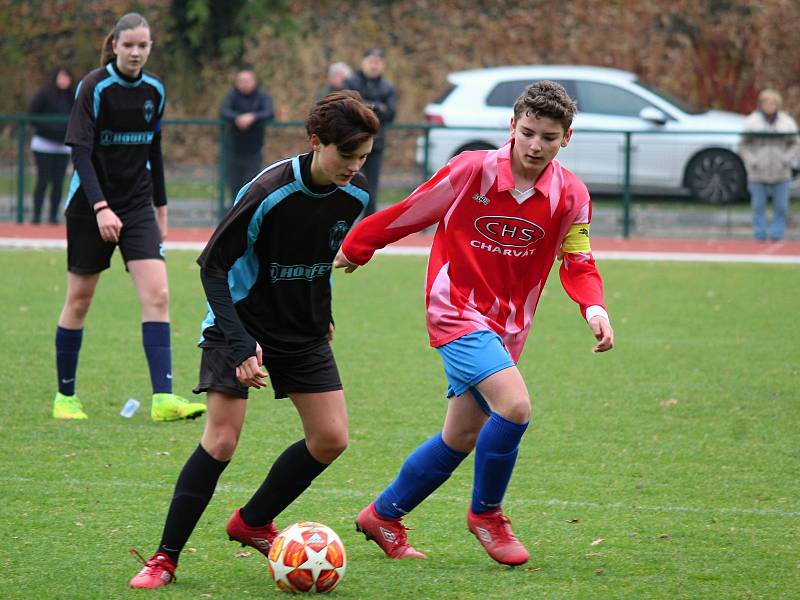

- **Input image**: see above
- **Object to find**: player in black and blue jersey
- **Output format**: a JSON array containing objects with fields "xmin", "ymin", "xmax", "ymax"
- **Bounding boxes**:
[
  {"xmin": 52, "ymin": 12, "xmax": 205, "ymax": 422},
  {"xmin": 129, "ymin": 91, "xmax": 380, "ymax": 589}
]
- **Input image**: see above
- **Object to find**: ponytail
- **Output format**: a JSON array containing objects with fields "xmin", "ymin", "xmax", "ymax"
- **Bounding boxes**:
[
  {"xmin": 100, "ymin": 31, "xmax": 115, "ymax": 66},
  {"xmin": 99, "ymin": 12, "xmax": 150, "ymax": 67}
]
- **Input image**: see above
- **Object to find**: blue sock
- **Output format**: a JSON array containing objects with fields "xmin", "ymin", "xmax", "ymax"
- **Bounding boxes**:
[
  {"xmin": 142, "ymin": 322, "xmax": 173, "ymax": 394},
  {"xmin": 375, "ymin": 432, "xmax": 468, "ymax": 519},
  {"xmin": 55, "ymin": 326, "xmax": 83, "ymax": 396},
  {"xmin": 471, "ymin": 412, "xmax": 529, "ymax": 514}
]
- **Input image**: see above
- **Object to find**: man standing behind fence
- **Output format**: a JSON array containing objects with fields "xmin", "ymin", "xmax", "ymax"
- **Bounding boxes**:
[
  {"xmin": 344, "ymin": 49, "xmax": 396, "ymax": 216},
  {"xmin": 738, "ymin": 88, "xmax": 800, "ymax": 242},
  {"xmin": 220, "ymin": 69, "xmax": 275, "ymax": 204}
]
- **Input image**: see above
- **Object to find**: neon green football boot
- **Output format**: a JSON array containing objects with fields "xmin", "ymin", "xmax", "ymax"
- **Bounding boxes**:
[
  {"xmin": 53, "ymin": 392, "xmax": 88, "ymax": 420},
  {"xmin": 151, "ymin": 393, "xmax": 206, "ymax": 422}
]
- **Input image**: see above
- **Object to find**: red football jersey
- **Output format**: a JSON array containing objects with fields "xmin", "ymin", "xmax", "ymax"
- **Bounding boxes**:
[{"xmin": 341, "ymin": 142, "xmax": 606, "ymax": 361}]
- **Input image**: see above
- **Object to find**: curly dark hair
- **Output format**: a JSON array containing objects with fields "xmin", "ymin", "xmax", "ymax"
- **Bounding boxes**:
[{"xmin": 513, "ymin": 81, "xmax": 577, "ymax": 130}]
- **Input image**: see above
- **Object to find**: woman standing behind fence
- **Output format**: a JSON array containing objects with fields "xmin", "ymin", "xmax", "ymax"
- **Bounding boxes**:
[
  {"xmin": 28, "ymin": 67, "xmax": 75, "ymax": 224},
  {"xmin": 739, "ymin": 89, "xmax": 800, "ymax": 242},
  {"xmin": 52, "ymin": 12, "xmax": 205, "ymax": 422}
]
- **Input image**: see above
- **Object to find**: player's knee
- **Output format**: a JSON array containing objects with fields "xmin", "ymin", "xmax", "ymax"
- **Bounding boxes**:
[
  {"xmin": 146, "ymin": 285, "xmax": 169, "ymax": 312},
  {"xmin": 204, "ymin": 427, "xmax": 240, "ymax": 461},
  {"xmin": 67, "ymin": 291, "xmax": 94, "ymax": 319},
  {"xmin": 307, "ymin": 431, "xmax": 348, "ymax": 464},
  {"xmin": 496, "ymin": 397, "xmax": 531, "ymax": 424},
  {"xmin": 461, "ymin": 429, "xmax": 481, "ymax": 452},
  {"xmin": 445, "ymin": 427, "xmax": 480, "ymax": 454}
]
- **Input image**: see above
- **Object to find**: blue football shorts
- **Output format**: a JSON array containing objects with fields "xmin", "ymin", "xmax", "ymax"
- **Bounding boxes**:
[{"xmin": 435, "ymin": 329, "xmax": 515, "ymax": 415}]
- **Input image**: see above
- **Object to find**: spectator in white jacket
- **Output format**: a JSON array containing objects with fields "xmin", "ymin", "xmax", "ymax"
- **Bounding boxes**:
[{"xmin": 739, "ymin": 89, "xmax": 800, "ymax": 241}]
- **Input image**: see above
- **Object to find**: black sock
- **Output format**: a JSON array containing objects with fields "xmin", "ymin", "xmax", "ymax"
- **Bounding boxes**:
[
  {"xmin": 157, "ymin": 444, "xmax": 229, "ymax": 564},
  {"xmin": 240, "ymin": 439, "xmax": 328, "ymax": 526}
]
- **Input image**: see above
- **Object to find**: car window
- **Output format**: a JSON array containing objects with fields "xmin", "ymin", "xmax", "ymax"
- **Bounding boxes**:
[
  {"xmin": 636, "ymin": 81, "xmax": 704, "ymax": 115},
  {"xmin": 574, "ymin": 81, "xmax": 653, "ymax": 117},
  {"xmin": 432, "ymin": 84, "xmax": 456, "ymax": 105},
  {"xmin": 486, "ymin": 79, "xmax": 577, "ymax": 107}
]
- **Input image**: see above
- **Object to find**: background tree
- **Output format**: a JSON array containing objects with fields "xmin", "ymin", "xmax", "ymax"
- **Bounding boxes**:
[{"xmin": 2, "ymin": 0, "xmax": 798, "ymax": 132}]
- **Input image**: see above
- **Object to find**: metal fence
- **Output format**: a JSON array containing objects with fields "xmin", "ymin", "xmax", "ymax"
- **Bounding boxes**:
[
  {"xmin": 2, "ymin": 114, "xmax": 797, "ymax": 238},
  {"xmin": 0, "ymin": 114, "xmax": 430, "ymax": 226}
]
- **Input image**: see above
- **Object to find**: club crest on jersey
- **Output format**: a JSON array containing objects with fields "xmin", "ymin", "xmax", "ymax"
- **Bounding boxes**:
[
  {"xmin": 473, "ymin": 193, "xmax": 490, "ymax": 205},
  {"xmin": 329, "ymin": 220, "xmax": 349, "ymax": 251},
  {"xmin": 474, "ymin": 215, "xmax": 545, "ymax": 248},
  {"xmin": 143, "ymin": 99, "xmax": 155, "ymax": 123}
]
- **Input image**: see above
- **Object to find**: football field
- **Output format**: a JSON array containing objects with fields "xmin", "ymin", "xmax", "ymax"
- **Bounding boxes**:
[{"xmin": 0, "ymin": 249, "xmax": 798, "ymax": 599}]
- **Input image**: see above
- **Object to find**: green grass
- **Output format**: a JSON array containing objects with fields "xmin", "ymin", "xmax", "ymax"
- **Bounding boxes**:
[
  {"xmin": 0, "ymin": 250, "xmax": 798, "ymax": 599},
  {"xmin": 0, "ymin": 173, "xmax": 219, "ymax": 201}
]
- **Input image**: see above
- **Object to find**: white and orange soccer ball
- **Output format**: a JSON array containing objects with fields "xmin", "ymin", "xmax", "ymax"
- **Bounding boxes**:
[{"xmin": 267, "ymin": 521, "xmax": 346, "ymax": 593}]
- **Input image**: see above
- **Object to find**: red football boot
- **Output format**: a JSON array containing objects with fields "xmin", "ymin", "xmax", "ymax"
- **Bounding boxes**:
[
  {"xmin": 128, "ymin": 550, "xmax": 176, "ymax": 589},
  {"xmin": 355, "ymin": 502, "xmax": 426, "ymax": 559},
  {"xmin": 467, "ymin": 507, "xmax": 529, "ymax": 566},
  {"xmin": 226, "ymin": 508, "xmax": 279, "ymax": 557}
]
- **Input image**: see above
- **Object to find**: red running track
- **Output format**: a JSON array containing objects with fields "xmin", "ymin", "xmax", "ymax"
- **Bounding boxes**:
[{"xmin": 1, "ymin": 223, "xmax": 799, "ymax": 259}]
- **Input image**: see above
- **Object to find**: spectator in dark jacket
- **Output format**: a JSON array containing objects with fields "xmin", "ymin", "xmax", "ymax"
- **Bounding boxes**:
[
  {"xmin": 28, "ymin": 67, "xmax": 75, "ymax": 224},
  {"xmin": 344, "ymin": 49, "xmax": 396, "ymax": 216},
  {"xmin": 219, "ymin": 69, "xmax": 275, "ymax": 203}
]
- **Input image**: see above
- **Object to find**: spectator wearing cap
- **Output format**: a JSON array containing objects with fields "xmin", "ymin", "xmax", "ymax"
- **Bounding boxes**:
[{"xmin": 344, "ymin": 49, "xmax": 397, "ymax": 216}]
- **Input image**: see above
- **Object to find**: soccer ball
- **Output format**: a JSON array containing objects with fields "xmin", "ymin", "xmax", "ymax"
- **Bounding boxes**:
[{"xmin": 267, "ymin": 521, "xmax": 346, "ymax": 593}]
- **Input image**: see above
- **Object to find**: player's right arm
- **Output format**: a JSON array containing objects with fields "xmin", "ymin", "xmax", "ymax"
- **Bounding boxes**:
[
  {"xmin": 197, "ymin": 196, "xmax": 266, "ymax": 387},
  {"xmin": 66, "ymin": 74, "xmax": 123, "ymax": 241},
  {"xmin": 338, "ymin": 156, "xmax": 474, "ymax": 268}
]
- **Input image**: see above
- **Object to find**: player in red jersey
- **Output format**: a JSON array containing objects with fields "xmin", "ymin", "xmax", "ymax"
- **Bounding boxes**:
[{"xmin": 335, "ymin": 81, "xmax": 614, "ymax": 566}]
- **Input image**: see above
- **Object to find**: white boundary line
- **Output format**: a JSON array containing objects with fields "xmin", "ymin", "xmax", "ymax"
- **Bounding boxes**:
[
  {"xmin": 2, "ymin": 237, "xmax": 799, "ymax": 264},
  {"xmin": 2, "ymin": 475, "xmax": 797, "ymax": 518},
  {"xmin": 593, "ymin": 250, "xmax": 800, "ymax": 264}
]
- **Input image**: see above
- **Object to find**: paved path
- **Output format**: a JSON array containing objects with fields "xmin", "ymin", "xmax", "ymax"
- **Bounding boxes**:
[{"xmin": 1, "ymin": 223, "xmax": 799, "ymax": 264}]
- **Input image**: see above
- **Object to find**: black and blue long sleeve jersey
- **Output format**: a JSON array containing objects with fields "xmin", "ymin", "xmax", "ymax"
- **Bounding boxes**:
[
  {"xmin": 197, "ymin": 152, "xmax": 369, "ymax": 364},
  {"xmin": 64, "ymin": 62, "xmax": 166, "ymax": 215}
]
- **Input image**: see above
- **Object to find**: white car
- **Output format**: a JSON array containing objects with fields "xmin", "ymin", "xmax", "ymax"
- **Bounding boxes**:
[{"xmin": 417, "ymin": 65, "xmax": 747, "ymax": 203}]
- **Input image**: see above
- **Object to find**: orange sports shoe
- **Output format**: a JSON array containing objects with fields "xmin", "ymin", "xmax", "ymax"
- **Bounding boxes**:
[
  {"xmin": 128, "ymin": 550, "xmax": 176, "ymax": 589},
  {"xmin": 467, "ymin": 507, "xmax": 529, "ymax": 566},
  {"xmin": 355, "ymin": 502, "xmax": 426, "ymax": 559},
  {"xmin": 226, "ymin": 508, "xmax": 279, "ymax": 558}
]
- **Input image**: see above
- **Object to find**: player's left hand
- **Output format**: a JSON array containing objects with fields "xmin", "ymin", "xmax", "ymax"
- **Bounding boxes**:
[
  {"xmin": 236, "ymin": 356, "xmax": 268, "ymax": 389},
  {"xmin": 589, "ymin": 315, "xmax": 614, "ymax": 353},
  {"xmin": 333, "ymin": 249, "xmax": 358, "ymax": 272},
  {"xmin": 327, "ymin": 322, "xmax": 335, "ymax": 342}
]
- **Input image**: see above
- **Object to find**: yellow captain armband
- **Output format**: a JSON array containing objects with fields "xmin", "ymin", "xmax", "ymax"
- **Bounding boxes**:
[{"xmin": 560, "ymin": 223, "xmax": 592, "ymax": 254}]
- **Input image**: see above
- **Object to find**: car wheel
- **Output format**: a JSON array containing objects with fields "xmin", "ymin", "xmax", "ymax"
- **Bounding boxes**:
[
  {"xmin": 685, "ymin": 150, "xmax": 747, "ymax": 204},
  {"xmin": 452, "ymin": 142, "xmax": 496, "ymax": 157}
]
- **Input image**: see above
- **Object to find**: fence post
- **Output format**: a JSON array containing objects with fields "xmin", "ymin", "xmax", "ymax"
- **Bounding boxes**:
[
  {"xmin": 422, "ymin": 124, "xmax": 431, "ymax": 182},
  {"xmin": 622, "ymin": 131, "xmax": 632, "ymax": 238},
  {"xmin": 16, "ymin": 117, "xmax": 26, "ymax": 224},
  {"xmin": 217, "ymin": 122, "xmax": 227, "ymax": 220}
]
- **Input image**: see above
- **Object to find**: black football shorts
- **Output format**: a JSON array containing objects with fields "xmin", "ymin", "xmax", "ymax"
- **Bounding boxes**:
[
  {"xmin": 193, "ymin": 340, "xmax": 343, "ymax": 400},
  {"xmin": 66, "ymin": 206, "xmax": 164, "ymax": 274}
]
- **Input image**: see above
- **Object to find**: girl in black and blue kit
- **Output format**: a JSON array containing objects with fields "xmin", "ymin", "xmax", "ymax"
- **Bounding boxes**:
[
  {"xmin": 52, "ymin": 12, "xmax": 205, "ymax": 422},
  {"xmin": 129, "ymin": 91, "xmax": 379, "ymax": 589}
]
